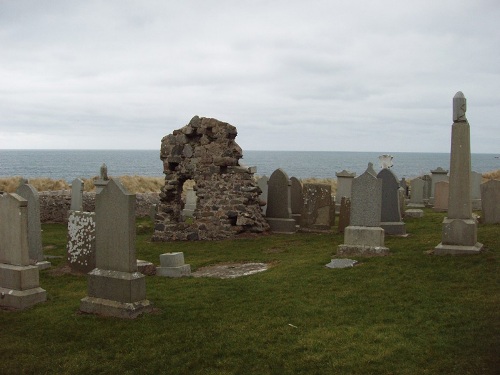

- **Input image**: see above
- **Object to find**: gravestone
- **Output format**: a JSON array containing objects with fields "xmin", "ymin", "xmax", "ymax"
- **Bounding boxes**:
[
  {"xmin": 335, "ymin": 170, "xmax": 356, "ymax": 213},
  {"xmin": 0, "ymin": 193, "xmax": 46, "ymax": 309},
  {"xmin": 408, "ymin": 178, "xmax": 425, "ymax": 207},
  {"xmin": 67, "ymin": 211, "xmax": 96, "ymax": 273},
  {"xmin": 80, "ymin": 178, "xmax": 152, "ymax": 318},
  {"xmin": 422, "ymin": 174, "xmax": 432, "ymax": 204},
  {"xmin": 290, "ymin": 177, "xmax": 303, "ymax": 225},
  {"xmin": 433, "ymin": 181, "xmax": 449, "ymax": 212},
  {"xmin": 265, "ymin": 169, "xmax": 296, "ymax": 233},
  {"xmin": 481, "ymin": 180, "xmax": 500, "ymax": 224},
  {"xmin": 182, "ymin": 188, "xmax": 197, "ymax": 219},
  {"xmin": 300, "ymin": 183, "xmax": 333, "ymax": 231},
  {"xmin": 337, "ymin": 164, "xmax": 388, "ymax": 256},
  {"xmin": 377, "ymin": 168, "xmax": 406, "ymax": 235},
  {"xmin": 430, "ymin": 167, "xmax": 449, "ymax": 205},
  {"xmin": 338, "ymin": 197, "xmax": 351, "ymax": 233},
  {"xmin": 470, "ymin": 171, "xmax": 482, "ymax": 210},
  {"xmin": 16, "ymin": 183, "xmax": 51, "ymax": 269},
  {"xmin": 257, "ymin": 176, "xmax": 269, "ymax": 215},
  {"xmin": 435, "ymin": 92, "xmax": 482, "ymax": 255},
  {"xmin": 70, "ymin": 178, "xmax": 84, "ymax": 211},
  {"xmin": 156, "ymin": 252, "xmax": 191, "ymax": 277}
]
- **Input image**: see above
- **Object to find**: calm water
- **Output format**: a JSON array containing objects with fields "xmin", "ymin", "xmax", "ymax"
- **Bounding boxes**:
[{"xmin": 0, "ymin": 150, "xmax": 498, "ymax": 182}]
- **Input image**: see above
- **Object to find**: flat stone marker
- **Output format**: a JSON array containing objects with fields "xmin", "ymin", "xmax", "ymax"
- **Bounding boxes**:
[
  {"xmin": 408, "ymin": 177, "xmax": 425, "ymax": 207},
  {"xmin": 156, "ymin": 252, "xmax": 191, "ymax": 277},
  {"xmin": 67, "ymin": 211, "xmax": 96, "ymax": 273},
  {"xmin": 325, "ymin": 259, "xmax": 357, "ymax": 269},
  {"xmin": 0, "ymin": 193, "xmax": 46, "ymax": 310},
  {"xmin": 15, "ymin": 183, "xmax": 51, "ymax": 269}
]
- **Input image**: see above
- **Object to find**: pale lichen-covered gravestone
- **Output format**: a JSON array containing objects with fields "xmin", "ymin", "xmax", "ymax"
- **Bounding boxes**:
[
  {"xmin": 433, "ymin": 181, "xmax": 449, "ymax": 212},
  {"xmin": 408, "ymin": 177, "xmax": 425, "ymax": 207},
  {"xmin": 290, "ymin": 177, "xmax": 303, "ymax": 225},
  {"xmin": 15, "ymin": 183, "xmax": 51, "ymax": 269},
  {"xmin": 377, "ymin": 168, "xmax": 406, "ymax": 235},
  {"xmin": 0, "ymin": 193, "xmax": 47, "ymax": 310},
  {"xmin": 265, "ymin": 169, "xmax": 297, "ymax": 233},
  {"xmin": 80, "ymin": 178, "xmax": 152, "ymax": 318},
  {"xmin": 470, "ymin": 171, "xmax": 482, "ymax": 210},
  {"xmin": 435, "ymin": 92, "xmax": 482, "ymax": 255},
  {"xmin": 429, "ymin": 167, "xmax": 449, "ymax": 205},
  {"xmin": 480, "ymin": 180, "xmax": 500, "ymax": 224},
  {"xmin": 300, "ymin": 183, "xmax": 333, "ymax": 231},
  {"xmin": 337, "ymin": 164, "xmax": 389, "ymax": 256}
]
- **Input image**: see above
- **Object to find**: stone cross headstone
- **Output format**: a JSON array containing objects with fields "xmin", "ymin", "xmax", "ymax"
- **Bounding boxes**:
[
  {"xmin": 257, "ymin": 176, "xmax": 269, "ymax": 215},
  {"xmin": 15, "ymin": 183, "xmax": 51, "ymax": 269},
  {"xmin": 480, "ymin": 180, "xmax": 500, "ymax": 224},
  {"xmin": 470, "ymin": 171, "xmax": 482, "ymax": 210},
  {"xmin": 338, "ymin": 196, "xmax": 351, "ymax": 233},
  {"xmin": 300, "ymin": 183, "xmax": 333, "ymax": 231},
  {"xmin": 433, "ymin": 181, "xmax": 449, "ymax": 212},
  {"xmin": 80, "ymin": 178, "xmax": 152, "ymax": 318},
  {"xmin": 0, "ymin": 193, "xmax": 46, "ymax": 309},
  {"xmin": 265, "ymin": 169, "xmax": 297, "ymax": 233},
  {"xmin": 435, "ymin": 92, "xmax": 482, "ymax": 254},
  {"xmin": 337, "ymin": 164, "xmax": 389, "ymax": 256},
  {"xmin": 409, "ymin": 178, "xmax": 425, "ymax": 207},
  {"xmin": 290, "ymin": 177, "xmax": 303, "ymax": 225},
  {"xmin": 70, "ymin": 178, "xmax": 84, "ymax": 211},
  {"xmin": 377, "ymin": 168, "xmax": 406, "ymax": 235}
]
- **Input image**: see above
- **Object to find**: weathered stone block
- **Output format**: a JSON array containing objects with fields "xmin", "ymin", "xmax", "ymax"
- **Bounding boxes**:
[
  {"xmin": 87, "ymin": 269, "xmax": 146, "ymax": 304},
  {"xmin": 0, "ymin": 263, "xmax": 40, "ymax": 290}
]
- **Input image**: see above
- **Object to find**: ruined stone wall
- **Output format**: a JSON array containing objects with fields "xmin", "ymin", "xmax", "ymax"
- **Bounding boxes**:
[
  {"xmin": 39, "ymin": 191, "xmax": 159, "ymax": 223},
  {"xmin": 153, "ymin": 116, "xmax": 269, "ymax": 241}
]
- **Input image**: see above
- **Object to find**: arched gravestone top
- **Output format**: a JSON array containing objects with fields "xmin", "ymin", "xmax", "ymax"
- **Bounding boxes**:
[
  {"xmin": 266, "ymin": 168, "xmax": 292, "ymax": 219},
  {"xmin": 95, "ymin": 178, "xmax": 137, "ymax": 273},
  {"xmin": 377, "ymin": 168, "xmax": 402, "ymax": 222},
  {"xmin": 350, "ymin": 165, "xmax": 382, "ymax": 227},
  {"xmin": 290, "ymin": 177, "xmax": 303, "ymax": 215},
  {"xmin": 15, "ymin": 183, "xmax": 43, "ymax": 262},
  {"xmin": 0, "ymin": 193, "xmax": 29, "ymax": 266}
]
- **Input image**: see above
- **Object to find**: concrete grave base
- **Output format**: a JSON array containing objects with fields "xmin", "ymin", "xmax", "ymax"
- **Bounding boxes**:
[
  {"xmin": 0, "ymin": 263, "xmax": 46, "ymax": 309},
  {"xmin": 405, "ymin": 209, "xmax": 424, "ymax": 218},
  {"xmin": 266, "ymin": 218, "xmax": 297, "ymax": 233},
  {"xmin": 80, "ymin": 297, "xmax": 152, "ymax": 319},
  {"xmin": 86, "ymin": 268, "xmax": 147, "ymax": 303},
  {"xmin": 435, "ymin": 218, "xmax": 483, "ymax": 255},
  {"xmin": 434, "ymin": 242, "xmax": 483, "ymax": 255},
  {"xmin": 380, "ymin": 222, "xmax": 406, "ymax": 236},
  {"xmin": 338, "ymin": 226, "xmax": 389, "ymax": 256},
  {"xmin": 156, "ymin": 252, "xmax": 191, "ymax": 277},
  {"xmin": 36, "ymin": 261, "xmax": 51, "ymax": 270}
]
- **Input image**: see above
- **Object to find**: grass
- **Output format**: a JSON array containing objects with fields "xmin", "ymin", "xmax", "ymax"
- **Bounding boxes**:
[{"xmin": 0, "ymin": 209, "xmax": 498, "ymax": 374}]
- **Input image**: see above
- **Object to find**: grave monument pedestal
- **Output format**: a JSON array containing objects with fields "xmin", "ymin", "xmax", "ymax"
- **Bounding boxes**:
[
  {"xmin": 337, "ymin": 226, "xmax": 389, "ymax": 256},
  {"xmin": 0, "ymin": 263, "xmax": 47, "ymax": 309},
  {"xmin": 156, "ymin": 252, "xmax": 191, "ymax": 277}
]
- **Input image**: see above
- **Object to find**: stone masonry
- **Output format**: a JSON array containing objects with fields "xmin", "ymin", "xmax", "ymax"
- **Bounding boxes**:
[{"xmin": 153, "ymin": 116, "xmax": 269, "ymax": 241}]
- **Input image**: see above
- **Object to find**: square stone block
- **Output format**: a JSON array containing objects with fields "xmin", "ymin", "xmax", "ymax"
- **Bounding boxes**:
[
  {"xmin": 0, "ymin": 286, "xmax": 46, "ymax": 310},
  {"xmin": 160, "ymin": 252, "xmax": 185, "ymax": 267},
  {"xmin": 0, "ymin": 263, "xmax": 40, "ymax": 291},
  {"xmin": 441, "ymin": 218, "xmax": 478, "ymax": 246},
  {"xmin": 87, "ymin": 268, "xmax": 146, "ymax": 304},
  {"xmin": 344, "ymin": 226, "xmax": 385, "ymax": 247},
  {"xmin": 80, "ymin": 296, "xmax": 152, "ymax": 319},
  {"xmin": 380, "ymin": 222, "xmax": 406, "ymax": 236}
]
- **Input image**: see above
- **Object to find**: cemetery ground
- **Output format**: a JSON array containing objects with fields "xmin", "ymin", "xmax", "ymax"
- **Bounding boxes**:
[{"xmin": 0, "ymin": 210, "xmax": 498, "ymax": 375}]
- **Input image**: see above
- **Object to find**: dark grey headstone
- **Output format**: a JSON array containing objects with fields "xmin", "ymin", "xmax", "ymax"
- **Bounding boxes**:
[
  {"xmin": 338, "ymin": 197, "xmax": 351, "ymax": 233},
  {"xmin": 377, "ymin": 168, "xmax": 402, "ymax": 222},
  {"xmin": 266, "ymin": 169, "xmax": 292, "ymax": 219},
  {"xmin": 15, "ymin": 184, "xmax": 44, "ymax": 263},
  {"xmin": 290, "ymin": 177, "xmax": 303, "ymax": 216}
]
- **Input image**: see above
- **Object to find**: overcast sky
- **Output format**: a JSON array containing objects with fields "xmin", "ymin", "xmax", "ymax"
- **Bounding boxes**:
[{"xmin": 1, "ymin": 0, "xmax": 499, "ymax": 153}]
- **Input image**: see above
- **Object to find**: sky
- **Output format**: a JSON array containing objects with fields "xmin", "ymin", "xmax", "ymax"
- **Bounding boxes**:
[{"xmin": 0, "ymin": 0, "xmax": 499, "ymax": 153}]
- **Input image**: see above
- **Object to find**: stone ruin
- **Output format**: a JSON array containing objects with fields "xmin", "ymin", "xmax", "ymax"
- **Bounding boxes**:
[{"xmin": 152, "ymin": 116, "xmax": 269, "ymax": 241}]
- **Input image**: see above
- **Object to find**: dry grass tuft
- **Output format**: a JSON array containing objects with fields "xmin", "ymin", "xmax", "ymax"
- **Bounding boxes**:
[
  {"xmin": 482, "ymin": 169, "xmax": 500, "ymax": 181},
  {"xmin": 0, "ymin": 177, "xmax": 70, "ymax": 192},
  {"xmin": 118, "ymin": 175, "xmax": 164, "ymax": 193}
]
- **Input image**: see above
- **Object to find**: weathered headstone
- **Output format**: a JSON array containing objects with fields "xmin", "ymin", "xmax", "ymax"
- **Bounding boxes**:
[
  {"xmin": 67, "ymin": 211, "xmax": 96, "ymax": 273},
  {"xmin": 408, "ymin": 177, "xmax": 425, "ymax": 207},
  {"xmin": 0, "ymin": 193, "xmax": 46, "ymax": 309},
  {"xmin": 338, "ymin": 197, "xmax": 351, "ymax": 233},
  {"xmin": 377, "ymin": 168, "xmax": 406, "ymax": 235},
  {"xmin": 422, "ymin": 174, "xmax": 432, "ymax": 204},
  {"xmin": 335, "ymin": 170, "xmax": 356, "ymax": 213},
  {"xmin": 470, "ymin": 171, "xmax": 482, "ymax": 210},
  {"xmin": 435, "ymin": 92, "xmax": 482, "ymax": 255},
  {"xmin": 182, "ymin": 187, "xmax": 197, "ymax": 219},
  {"xmin": 80, "ymin": 178, "xmax": 152, "ymax": 318},
  {"xmin": 300, "ymin": 183, "xmax": 333, "ymax": 231},
  {"xmin": 70, "ymin": 178, "xmax": 84, "ymax": 211},
  {"xmin": 481, "ymin": 180, "xmax": 500, "ymax": 224},
  {"xmin": 337, "ymin": 164, "xmax": 389, "ymax": 256},
  {"xmin": 433, "ymin": 181, "xmax": 449, "ymax": 212},
  {"xmin": 290, "ymin": 177, "xmax": 303, "ymax": 225},
  {"xmin": 15, "ymin": 183, "xmax": 51, "ymax": 269},
  {"xmin": 156, "ymin": 252, "xmax": 191, "ymax": 277},
  {"xmin": 257, "ymin": 176, "xmax": 269, "ymax": 215},
  {"xmin": 430, "ymin": 167, "xmax": 449, "ymax": 205},
  {"xmin": 265, "ymin": 169, "xmax": 296, "ymax": 233}
]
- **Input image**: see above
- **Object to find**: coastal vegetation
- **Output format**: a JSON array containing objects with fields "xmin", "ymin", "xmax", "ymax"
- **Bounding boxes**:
[{"xmin": 0, "ymin": 210, "xmax": 498, "ymax": 374}]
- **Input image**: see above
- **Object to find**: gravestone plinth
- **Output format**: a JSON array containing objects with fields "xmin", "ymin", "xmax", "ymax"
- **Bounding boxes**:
[
  {"xmin": 300, "ymin": 183, "xmax": 333, "ymax": 231},
  {"xmin": 80, "ymin": 179, "xmax": 151, "ymax": 318},
  {"xmin": 266, "ymin": 169, "xmax": 297, "ymax": 233},
  {"xmin": 435, "ymin": 92, "xmax": 482, "ymax": 255},
  {"xmin": 337, "ymin": 226, "xmax": 389, "ymax": 256},
  {"xmin": 405, "ymin": 209, "xmax": 424, "ymax": 218},
  {"xmin": 0, "ymin": 193, "xmax": 46, "ymax": 310},
  {"xmin": 156, "ymin": 252, "xmax": 191, "ymax": 277}
]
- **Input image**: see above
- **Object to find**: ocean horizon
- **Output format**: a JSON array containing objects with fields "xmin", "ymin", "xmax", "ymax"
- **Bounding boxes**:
[{"xmin": 0, "ymin": 149, "xmax": 498, "ymax": 182}]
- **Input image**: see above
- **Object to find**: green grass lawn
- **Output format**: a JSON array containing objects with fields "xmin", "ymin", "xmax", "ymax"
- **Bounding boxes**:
[{"xmin": 1, "ymin": 210, "xmax": 498, "ymax": 374}]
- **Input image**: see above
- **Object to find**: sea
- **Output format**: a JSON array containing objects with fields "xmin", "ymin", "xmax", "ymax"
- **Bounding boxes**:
[{"xmin": 0, "ymin": 150, "xmax": 498, "ymax": 182}]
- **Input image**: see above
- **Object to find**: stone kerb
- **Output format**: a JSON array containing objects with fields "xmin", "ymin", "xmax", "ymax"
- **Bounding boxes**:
[
  {"xmin": 15, "ymin": 183, "xmax": 50, "ymax": 269},
  {"xmin": 480, "ymin": 180, "xmax": 500, "ymax": 224},
  {"xmin": 80, "ymin": 178, "xmax": 151, "ymax": 318},
  {"xmin": 266, "ymin": 168, "xmax": 297, "ymax": 233},
  {"xmin": 0, "ymin": 193, "xmax": 47, "ymax": 310}
]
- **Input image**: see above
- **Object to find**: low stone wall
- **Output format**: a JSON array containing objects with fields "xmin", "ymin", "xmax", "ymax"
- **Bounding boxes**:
[{"xmin": 39, "ymin": 190, "xmax": 160, "ymax": 223}]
